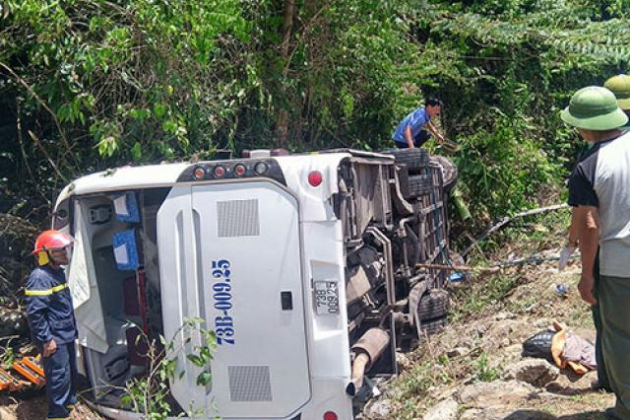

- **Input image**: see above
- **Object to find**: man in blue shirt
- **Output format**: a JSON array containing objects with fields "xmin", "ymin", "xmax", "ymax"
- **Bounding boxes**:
[
  {"xmin": 392, "ymin": 97, "xmax": 446, "ymax": 148},
  {"xmin": 25, "ymin": 229, "xmax": 78, "ymax": 420}
]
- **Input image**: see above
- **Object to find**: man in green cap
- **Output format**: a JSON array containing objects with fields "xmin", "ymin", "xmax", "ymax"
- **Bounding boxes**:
[
  {"xmin": 582, "ymin": 73, "xmax": 630, "ymax": 395},
  {"xmin": 562, "ymin": 85, "xmax": 630, "ymax": 420},
  {"xmin": 605, "ymin": 74, "xmax": 630, "ymax": 125}
]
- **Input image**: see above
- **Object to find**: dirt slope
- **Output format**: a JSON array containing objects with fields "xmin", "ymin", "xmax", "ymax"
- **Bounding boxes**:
[
  {"xmin": 0, "ymin": 394, "xmax": 102, "ymax": 420},
  {"xmin": 362, "ymin": 251, "xmax": 614, "ymax": 420}
]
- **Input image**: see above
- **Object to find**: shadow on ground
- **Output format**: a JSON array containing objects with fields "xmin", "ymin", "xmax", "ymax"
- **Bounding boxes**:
[
  {"xmin": 504, "ymin": 409, "xmax": 608, "ymax": 419},
  {"xmin": 14, "ymin": 394, "xmax": 47, "ymax": 420}
]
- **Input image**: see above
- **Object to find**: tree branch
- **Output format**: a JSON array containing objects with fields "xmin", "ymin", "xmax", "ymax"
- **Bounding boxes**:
[
  {"xmin": 461, "ymin": 203, "xmax": 569, "ymax": 257},
  {"xmin": 0, "ymin": 61, "xmax": 78, "ymax": 172}
]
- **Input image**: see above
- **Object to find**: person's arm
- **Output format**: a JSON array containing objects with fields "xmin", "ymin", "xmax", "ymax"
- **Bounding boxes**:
[
  {"xmin": 567, "ymin": 208, "xmax": 579, "ymax": 246},
  {"xmin": 404, "ymin": 126, "xmax": 415, "ymax": 148},
  {"xmin": 575, "ymin": 205, "xmax": 599, "ymax": 305},
  {"xmin": 426, "ymin": 121, "xmax": 445, "ymax": 143}
]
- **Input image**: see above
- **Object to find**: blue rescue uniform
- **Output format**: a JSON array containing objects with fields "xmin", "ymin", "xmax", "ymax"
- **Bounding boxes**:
[{"xmin": 25, "ymin": 266, "xmax": 78, "ymax": 420}]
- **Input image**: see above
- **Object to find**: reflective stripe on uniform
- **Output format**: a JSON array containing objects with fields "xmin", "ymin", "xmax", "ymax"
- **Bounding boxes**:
[{"xmin": 25, "ymin": 283, "xmax": 68, "ymax": 296}]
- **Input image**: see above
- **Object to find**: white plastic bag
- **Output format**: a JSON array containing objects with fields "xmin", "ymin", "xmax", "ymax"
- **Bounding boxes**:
[{"xmin": 558, "ymin": 245, "xmax": 577, "ymax": 271}]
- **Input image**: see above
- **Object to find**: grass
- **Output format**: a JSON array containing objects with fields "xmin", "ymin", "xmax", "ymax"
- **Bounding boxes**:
[
  {"xmin": 465, "ymin": 207, "xmax": 572, "ymax": 262},
  {"xmin": 471, "ymin": 351, "xmax": 501, "ymax": 382},
  {"xmin": 450, "ymin": 207, "xmax": 575, "ymax": 322},
  {"xmin": 372, "ymin": 207, "xmax": 605, "ymax": 420},
  {"xmin": 505, "ymin": 287, "xmax": 539, "ymax": 314},
  {"xmin": 450, "ymin": 272, "xmax": 521, "ymax": 322},
  {"xmin": 397, "ymin": 356, "xmax": 454, "ymax": 400},
  {"xmin": 387, "ymin": 339, "xmax": 458, "ymax": 419}
]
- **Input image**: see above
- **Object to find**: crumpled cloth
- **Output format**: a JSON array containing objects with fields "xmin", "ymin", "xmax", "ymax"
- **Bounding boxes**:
[
  {"xmin": 551, "ymin": 321, "xmax": 596, "ymax": 374},
  {"xmin": 563, "ymin": 334, "xmax": 597, "ymax": 370}
]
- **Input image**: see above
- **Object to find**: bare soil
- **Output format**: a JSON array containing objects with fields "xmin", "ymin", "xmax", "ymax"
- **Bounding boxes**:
[{"xmin": 363, "ymin": 251, "xmax": 616, "ymax": 420}]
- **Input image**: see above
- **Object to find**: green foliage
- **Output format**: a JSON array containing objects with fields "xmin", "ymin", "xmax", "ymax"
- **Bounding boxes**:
[
  {"xmin": 2, "ymin": 0, "xmax": 630, "ymax": 225},
  {"xmin": 0, "ymin": 338, "xmax": 16, "ymax": 368},
  {"xmin": 452, "ymin": 273, "xmax": 520, "ymax": 321},
  {"xmin": 415, "ymin": 0, "xmax": 630, "ymax": 220},
  {"xmin": 2, "ymin": 0, "xmax": 250, "ymax": 164},
  {"xmin": 471, "ymin": 351, "xmax": 501, "ymax": 382},
  {"xmin": 398, "ymin": 355, "xmax": 453, "ymax": 399},
  {"xmin": 455, "ymin": 112, "xmax": 559, "ymax": 217},
  {"xmin": 120, "ymin": 318, "xmax": 216, "ymax": 420}
]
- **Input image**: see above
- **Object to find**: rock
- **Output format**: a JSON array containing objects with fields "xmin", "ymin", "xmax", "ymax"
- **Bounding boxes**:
[
  {"xmin": 503, "ymin": 359, "xmax": 559, "ymax": 387},
  {"xmin": 485, "ymin": 320, "xmax": 521, "ymax": 337},
  {"xmin": 423, "ymin": 398, "xmax": 459, "ymax": 420},
  {"xmin": 364, "ymin": 398, "xmax": 394, "ymax": 419},
  {"xmin": 545, "ymin": 369, "xmax": 597, "ymax": 395},
  {"xmin": 396, "ymin": 352, "xmax": 412, "ymax": 371},
  {"xmin": 0, "ymin": 407, "xmax": 17, "ymax": 420},
  {"xmin": 433, "ymin": 385, "xmax": 458, "ymax": 401},
  {"xmin": 457, "ymin": 380, "xmax": 536, "ymax": 407},
  {"xmin": 447, "ymin": 347, "xmax": 468, "ymax": 358},
  {"xmin": 524, "ymin": 303, "xmax": 538, "ymax": 312},
  {"xmin": 533, "ymin": 318, "xmax": 552, "ymax": 328},
  {"xmin": 460, "ymin": 408, "xmax": 503, "ymax": 420},
  {"xmin": 481, "ymin": 319, "xmax": 537, "ymax": 351},
  {"xmin": 506, "ymin": 342, "xmax": 522, "ymax": 350},
  {"xmin": 495, "ymin": 311, "xmax": 516, "ymax": 321},
  {"xmin": 460, "ymin": 407, "xmax": 555, "ymax": 420},
  {"xmin": 505, "ymin": 344, "xmax": 524, "ymax": 356},
  {"xmin": 475, "ymin": 324, "xmax": 488, "ymax": 337}
]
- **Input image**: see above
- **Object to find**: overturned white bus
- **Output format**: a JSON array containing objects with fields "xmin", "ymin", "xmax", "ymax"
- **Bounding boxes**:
[{"xmin": 52, "ymin": 148, "xmax": 454, "ymax": 420}]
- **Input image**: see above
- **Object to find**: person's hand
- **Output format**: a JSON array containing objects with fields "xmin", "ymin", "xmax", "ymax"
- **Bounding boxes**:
[
  {"xmin": 43, "ymin": 339, "xmax": 57, "ymax": 358},
  {"xmin": 558, "ymin": 245, "xmax": 577, "ymax": 271},
  {"xmin": 578, "ymin": 275, "xmax": 597, "ymax": 305}
]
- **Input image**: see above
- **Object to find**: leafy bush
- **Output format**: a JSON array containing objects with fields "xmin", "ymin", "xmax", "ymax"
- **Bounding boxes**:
[
  {"xmin": 455, "ymin": 113, "xmax": 559, "ymax": 218},
  {"xmin": 1, "ymin": 0, "xmax": 630, "ymax": 224},
  {"xmin": 121, "ymin": 318, "xmax": 216, "ymax": 420}
]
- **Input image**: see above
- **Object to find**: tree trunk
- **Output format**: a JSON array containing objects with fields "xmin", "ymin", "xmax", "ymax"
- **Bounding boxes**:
[{"xmin": 275, "ymin": 0, "xmax": 296, "ymax": 145}]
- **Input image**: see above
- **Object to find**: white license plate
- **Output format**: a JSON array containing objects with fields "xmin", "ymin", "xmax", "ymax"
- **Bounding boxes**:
[{"xmin": 314, "ymin": 281, "xmax": 340, "ymax": 315}]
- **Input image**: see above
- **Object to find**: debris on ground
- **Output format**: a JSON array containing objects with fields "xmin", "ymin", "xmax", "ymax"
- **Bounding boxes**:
[{"xmin": 362, "ymin": 245, "xmax": 615, "ymax": 420}]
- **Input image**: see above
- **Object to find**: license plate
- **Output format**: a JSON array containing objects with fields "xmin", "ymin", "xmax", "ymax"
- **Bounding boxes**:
[{"xmin": 314, "ymin": 281, "xmax": 340, "ymax": 315}]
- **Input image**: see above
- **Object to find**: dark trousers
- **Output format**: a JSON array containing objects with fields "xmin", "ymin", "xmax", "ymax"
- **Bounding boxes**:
[
  {"xmin": 395, "ymin": 130, "xmax": 431, "ymax": 148},
  {"xmin": 42, "ymin": 342, "xmax": 78, "ymax": 419},
  {"xmin": 599, "ymin": 275, "xmax": 630, "ymax": 419},
  {"xmin": 593, "ymin": 254, "xmax": 611, "ymax": 392}
]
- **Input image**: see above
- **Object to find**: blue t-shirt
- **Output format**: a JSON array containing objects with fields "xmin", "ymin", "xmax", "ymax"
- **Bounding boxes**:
[{"xmin": 392, "ymin": 108, "xmax": 431, "ymax": 144}]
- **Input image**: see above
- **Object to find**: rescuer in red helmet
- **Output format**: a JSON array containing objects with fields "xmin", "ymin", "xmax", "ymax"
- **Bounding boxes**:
[{"xmin": 25, "ymin": 230, "xmax": 78, "ymax": 420}]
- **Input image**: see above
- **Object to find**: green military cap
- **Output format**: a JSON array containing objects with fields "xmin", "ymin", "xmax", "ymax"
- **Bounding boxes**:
[
  {"xmin": 561, "ymin": 86, "xmax": 628, "ymax": 130},
  {"xmin": 604, "ymin": 74, "xmax": 630, "ymax": 110}
]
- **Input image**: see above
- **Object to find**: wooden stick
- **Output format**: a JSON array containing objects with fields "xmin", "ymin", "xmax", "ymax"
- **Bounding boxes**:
[
  {"xmin": 461, "ymin": 203, "xmax": 569, "ymax": 257},
  {"xmin": 27, "ymin": 131, "xmax": 68, "ymax": 183},
  {"xmin": 463, "ymin": 231, "xmax": 484, "ymax": 258},
  {"xmin": 416, "ymin": 253, "xmax": 570, "ymax": 277},
  {"xmin": 416, "ymin": 263, "xmax": 500, "ymax": 275}
]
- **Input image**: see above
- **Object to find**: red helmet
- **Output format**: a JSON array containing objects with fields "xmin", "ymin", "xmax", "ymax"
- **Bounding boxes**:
[{"xmin": 32, "ymin": 230, "xmax": 73, "ymax": 255}]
